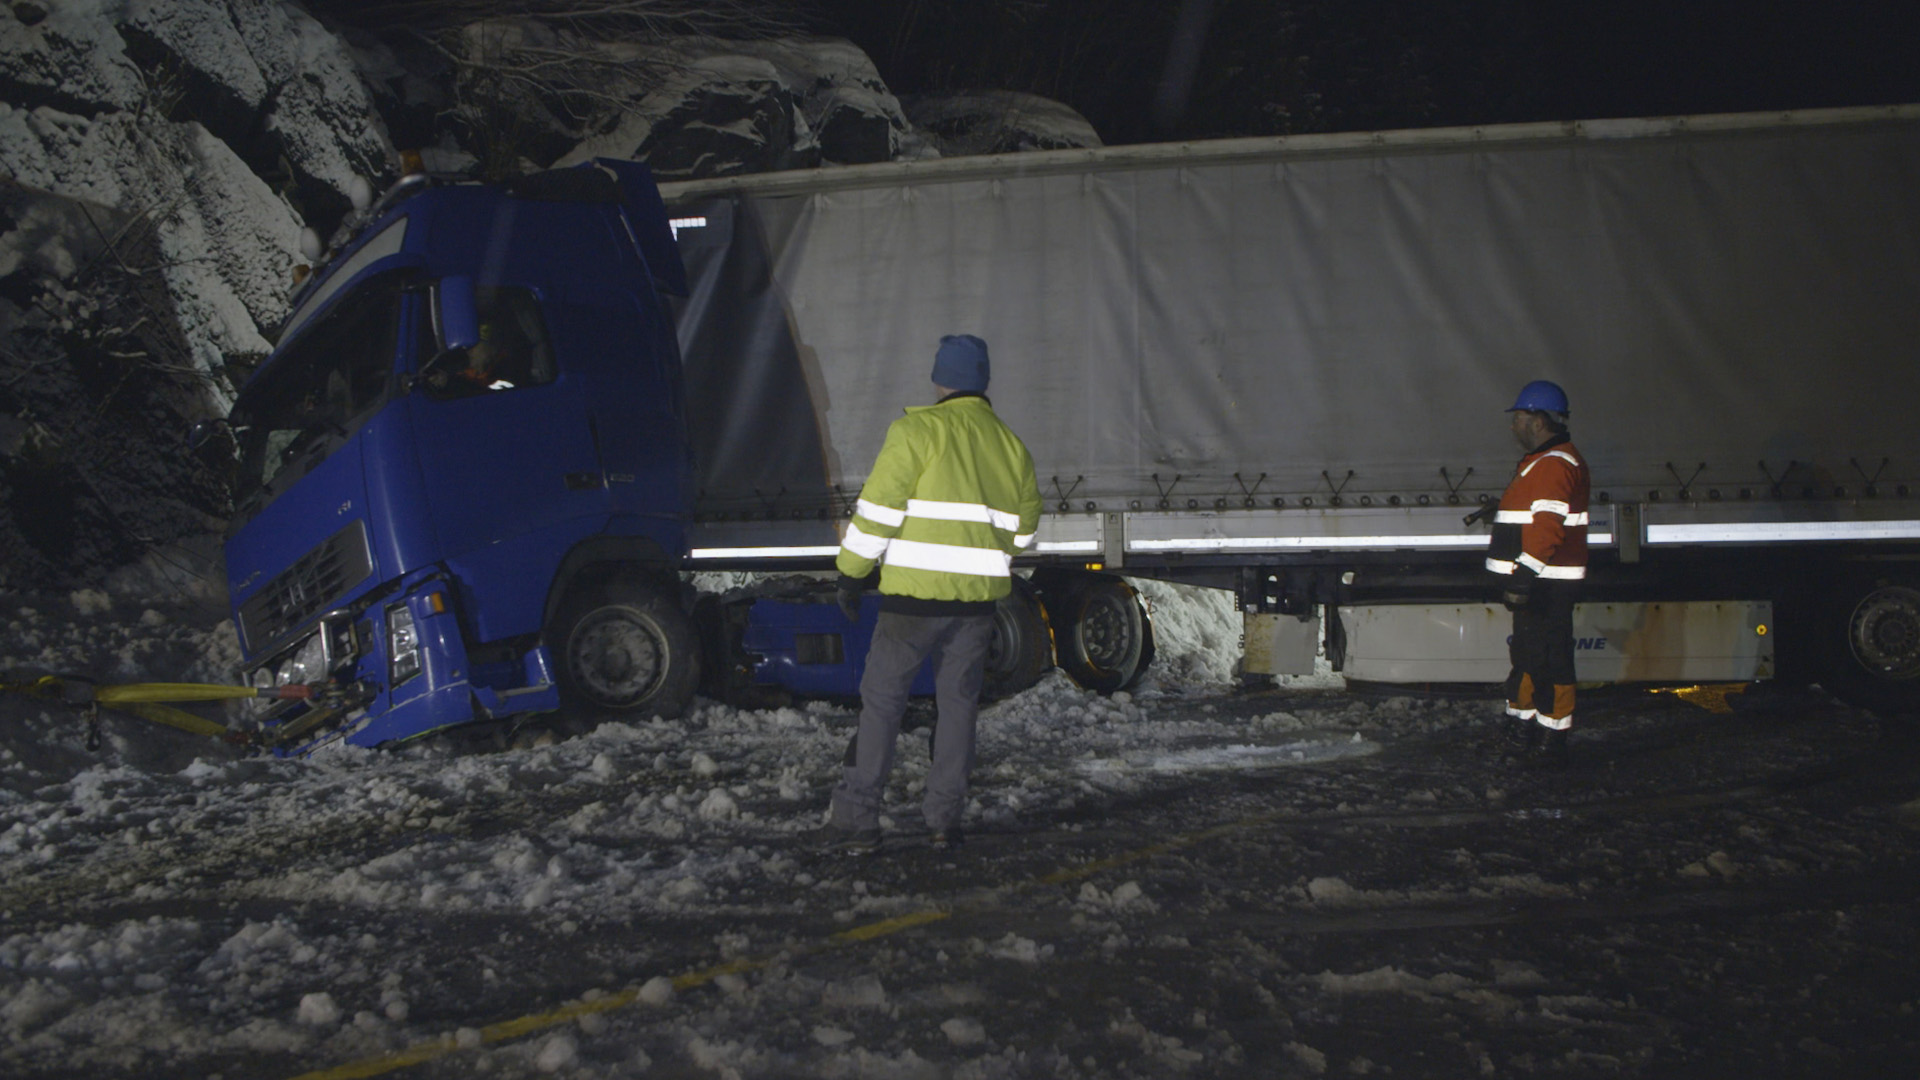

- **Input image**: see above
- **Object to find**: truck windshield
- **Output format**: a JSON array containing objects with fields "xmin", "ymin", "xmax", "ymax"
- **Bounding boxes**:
[{"xmin": 229, "ymin": 276, "xmax": 404, "ymax": 521}]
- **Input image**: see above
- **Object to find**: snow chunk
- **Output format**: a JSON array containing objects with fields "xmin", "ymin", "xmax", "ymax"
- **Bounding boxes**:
[
  {"xmin": 296, "ymin": 992, "xmax": 341, "ymax": 1025},
  {"xmin": 1286, "ymin": 1041, "xmax": 1329, "ymax": 1074},
  {"xmin": 1077, "ymin": 880, "xmax": 1160, "ymax": 914},
  {"xmin": 69, "ymin": 588, "xmax": 112, "ymax": 615},
  {"xmin": 638, "ymin": 976, "xmax": 675, "ymax": 1006},
  {"xmin": 533, "ymin": 1033, "xmax": 577, "ymax": 1072},
  {"xmin": 1314, "ymin": 966, "xmax": 1477, "ymax": 998},
  {"xmin": 822, "ymin": 974, "xmax": 888, "ymax": 1009},
  {"xmin": 1307, "ymin": 877, "xmax": 1359, "ymax": 904},
  {"xmin": 697, "ymin": 788, "xmax": 739, "ymax": 820},
  {"xmin": 986, "ymin": 934, "xmax": 1050, "ymax": 963},
  {"xmin": 941, "ymin": 1016, "xmax": 987, "ymax": 1046},
  {"xmin": 810, "ymin": 1024, "xmax": 854, "ymax": 1046}
]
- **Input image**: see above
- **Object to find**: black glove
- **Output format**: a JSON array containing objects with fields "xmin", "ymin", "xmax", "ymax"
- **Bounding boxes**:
[
  {"xmin": 835, "ymin": 574, "xmax": 868, "ymax": 622},
  {"xmin": 1501, "ymin": 576, "xmax": 1533, "ymax": 611}
]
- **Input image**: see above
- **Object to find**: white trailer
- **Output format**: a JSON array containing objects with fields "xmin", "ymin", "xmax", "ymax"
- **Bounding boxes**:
[{"xmin": 661, "ymin": 105, "xmax": 1920, "ymax": 713}]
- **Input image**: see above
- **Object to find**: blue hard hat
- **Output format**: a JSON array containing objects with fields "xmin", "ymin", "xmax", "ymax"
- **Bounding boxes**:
[{"xmin": 1507, "ymin": 379, "xmax": 1570, "ymax": 414}]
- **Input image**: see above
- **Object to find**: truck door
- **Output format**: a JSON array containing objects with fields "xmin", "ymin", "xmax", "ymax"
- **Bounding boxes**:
[{"xmin": 408, "ymin": 284, "xmax": 608, "ymax": 638}]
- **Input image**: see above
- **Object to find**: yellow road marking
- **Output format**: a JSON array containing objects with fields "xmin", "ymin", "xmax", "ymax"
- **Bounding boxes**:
[
  {"xmin": 830, "ymin": 907, "xmax": 952, "ymax": 942},
  {"xmin": 292, "ymin": 765, "xmax": 1749, "ymax": 1080},
  {"xmin": 287, "ymin": 817, "xmax": 1255, "ymax": 1080}
]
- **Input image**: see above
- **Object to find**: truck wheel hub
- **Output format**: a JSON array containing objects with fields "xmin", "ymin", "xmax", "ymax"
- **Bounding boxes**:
[
  {"xmin": 570, "ymin": 610, "xmax": 666, "ymax": 703},
  {"xmin": 1848, "ymin": 586, "xmax": 1920, "ymax": 679},
  {"xmin": 1081, "ymin": 593, "xmax": 1132, "ymax": 669}
]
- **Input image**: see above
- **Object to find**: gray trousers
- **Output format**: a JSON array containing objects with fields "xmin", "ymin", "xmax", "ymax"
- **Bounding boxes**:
[{"xmin": 830, "ymin": 611, "xmax": 995, "ymax": 833}]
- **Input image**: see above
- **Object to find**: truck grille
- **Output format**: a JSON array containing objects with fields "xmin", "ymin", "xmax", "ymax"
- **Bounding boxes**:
[{"xmin": 239, "ymin": 521, "xmax": 373, "ymax": 653}]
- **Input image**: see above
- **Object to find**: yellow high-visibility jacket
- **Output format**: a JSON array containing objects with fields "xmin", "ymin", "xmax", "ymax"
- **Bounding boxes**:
[{"xmin": 837, "ymin": 393, "xmax": 1043, "ymax": 604}]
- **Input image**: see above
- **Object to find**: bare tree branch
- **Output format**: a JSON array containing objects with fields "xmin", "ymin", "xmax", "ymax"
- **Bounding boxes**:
[{"xmin": 304, "ymin": 0, "xmax": 801, "ymax": 39}]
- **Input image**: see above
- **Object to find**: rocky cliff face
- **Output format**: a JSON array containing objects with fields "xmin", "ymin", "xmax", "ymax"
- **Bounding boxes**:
[{"xmin": 0, "ymin": 0, "xmax": 1100, "ymax": 592}]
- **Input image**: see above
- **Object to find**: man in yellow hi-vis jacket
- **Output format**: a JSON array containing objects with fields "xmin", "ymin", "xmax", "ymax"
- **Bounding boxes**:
[{"xmin": 824, "ymin": 334, "xmax": 1043, "ymax": 854}]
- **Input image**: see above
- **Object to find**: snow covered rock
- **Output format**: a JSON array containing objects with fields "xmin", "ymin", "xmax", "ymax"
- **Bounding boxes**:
[
  {"xmin": 1, "ymin": 2, "xmax": 394, "ymax": 338},
  {"xmin": 554, "ymin": 36, "xmax": 919, "ymax": 178},
  {"xmin": 0, "ymin": 184, "xmax": 229, "ymax": 589},
  {"xmin": 0, "ymin": 0, "xmax": 392, "ymax": 586},
  {"xmin": 904, "ymin": 90, "xmax": 1103, "ymax": 157},
  {"xmin": 15, "ymin": 1, "xmax": 394, "ymax": 240}
]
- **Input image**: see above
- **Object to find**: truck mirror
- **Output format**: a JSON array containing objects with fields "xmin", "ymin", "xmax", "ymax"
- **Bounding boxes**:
[
  {"xmin": 438, "ymin": 275, "xmax": 480, "ymax": 350},
  {"xmin": 187, "ymin": 417, "xmax": 230, "ymax": 451}
]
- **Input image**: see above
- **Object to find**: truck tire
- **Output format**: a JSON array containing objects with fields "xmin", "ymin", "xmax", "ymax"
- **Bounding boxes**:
[
  {"xmin": 1055, "ymin": 577, "xmax": 1153, "ymax": 694},
  {"xmin": 551, "ymin": 578, "xmax": 699, "ymax": 719},
  {"xmin": 983, "ymin": 579, "xmax": 1053, "ymax": 700},
  {"xmin": 1817, "ymin": 574, "xmax": 1920, "ymax": 718}
]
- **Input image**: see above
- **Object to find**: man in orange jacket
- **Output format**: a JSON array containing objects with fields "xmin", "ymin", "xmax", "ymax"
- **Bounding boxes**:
[{"xmin": 1486, "ymin": 380, "xmax": 1590, "ymax": 767}]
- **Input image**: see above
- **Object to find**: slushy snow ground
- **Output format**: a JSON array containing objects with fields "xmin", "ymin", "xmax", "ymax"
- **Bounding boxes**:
[
  {"xmin": 0, "ymin": 574, "xmax": 1368, "ymax": 1078},
  {"xmin": 9, "ymin": 575, "xmax": 1914, "ymax": 1079}
]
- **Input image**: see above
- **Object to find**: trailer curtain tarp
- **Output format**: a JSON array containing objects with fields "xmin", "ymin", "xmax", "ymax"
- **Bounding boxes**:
[{"xmin": 670, "ymin": 119, "xmax": 1920, "ymax": 515}]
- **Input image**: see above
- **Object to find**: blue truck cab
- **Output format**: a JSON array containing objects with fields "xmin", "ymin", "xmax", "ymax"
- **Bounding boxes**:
[{"xmin": 221, "ymin": 162, "xmax": 701, "ymax": 752}]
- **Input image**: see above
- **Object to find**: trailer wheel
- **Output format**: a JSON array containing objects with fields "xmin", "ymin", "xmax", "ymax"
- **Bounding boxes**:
[
  {"xmin": 983, "ymin": 579, "xmax": 1053, "ymax": 700},
  {"xmin": 1818, "ymin": 575, "xmax": 1920, "ymax": 718},
  {"xmin": 1056, "ymin": 578, "xmax": 1152, "ymax": 694},
  {"xmin": 551, "ymin": 578, "xmax": 698, "ymax": 719}
]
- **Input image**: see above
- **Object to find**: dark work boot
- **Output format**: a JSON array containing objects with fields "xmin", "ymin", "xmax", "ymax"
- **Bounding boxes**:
[
  {"xmin": 1529, "ymin": 728, "xmax": 1570, "ymax": 770},
  {"xmin": 1501, "ymin": 716, "xmax": 1534, "ymax": 750},
  {"xmin": 1498, "ymin": 715, "xmax": 1537, "ymax": 763}
]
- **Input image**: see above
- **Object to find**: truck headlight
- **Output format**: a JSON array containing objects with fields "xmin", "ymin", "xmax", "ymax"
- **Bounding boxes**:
[
  {"xmin": 387, "ymin": 602, "xmax": 421, "ymax": 685},
  {"xmin": 283, "ymin": 632, "xmax": 329, "ymax": 687}
]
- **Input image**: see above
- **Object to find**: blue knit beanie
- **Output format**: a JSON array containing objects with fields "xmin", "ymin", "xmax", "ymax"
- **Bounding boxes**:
[{"xmin": 931, "ymin": 334, "xmax": 990, "ymax": 392}]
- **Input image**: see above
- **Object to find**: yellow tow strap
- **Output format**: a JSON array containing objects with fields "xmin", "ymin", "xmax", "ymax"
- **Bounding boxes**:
[
  {"xmin": 93, "ymin": 682, "xmax": 272, "ymax": 705},
  {"xmin": 1, "ymin": 675, "xmax": 293, "ymax": 746}
]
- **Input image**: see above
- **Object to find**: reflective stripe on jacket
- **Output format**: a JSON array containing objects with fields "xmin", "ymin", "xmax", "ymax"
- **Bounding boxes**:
[
  {"xmin": 837, "ymin": 393, "xmax": 1043, "ymax": 602},
  {"xmin": 1487, "ymin": 435, "xmax": 1590, "ymax": 581}
]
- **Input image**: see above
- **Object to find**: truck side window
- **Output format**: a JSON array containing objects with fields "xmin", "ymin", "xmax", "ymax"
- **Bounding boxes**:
[{"xmin": 426, "ymin": 287, "xmax": 554, "ymax": 397}]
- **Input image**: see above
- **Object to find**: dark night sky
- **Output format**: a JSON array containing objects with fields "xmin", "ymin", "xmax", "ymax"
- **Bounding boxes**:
[{"xmin": 806, "ymin": 1, "xmax": 1920, "ymax": 144}]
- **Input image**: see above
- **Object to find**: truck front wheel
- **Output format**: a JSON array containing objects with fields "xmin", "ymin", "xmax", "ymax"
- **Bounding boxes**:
[
  {"xmin": 1818, "ymin": 574, "xmax": 1920, "ymax": 718},
  {"xmin": 552, "ymin": 579, "xmax": 699, "ymax": 719}
]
